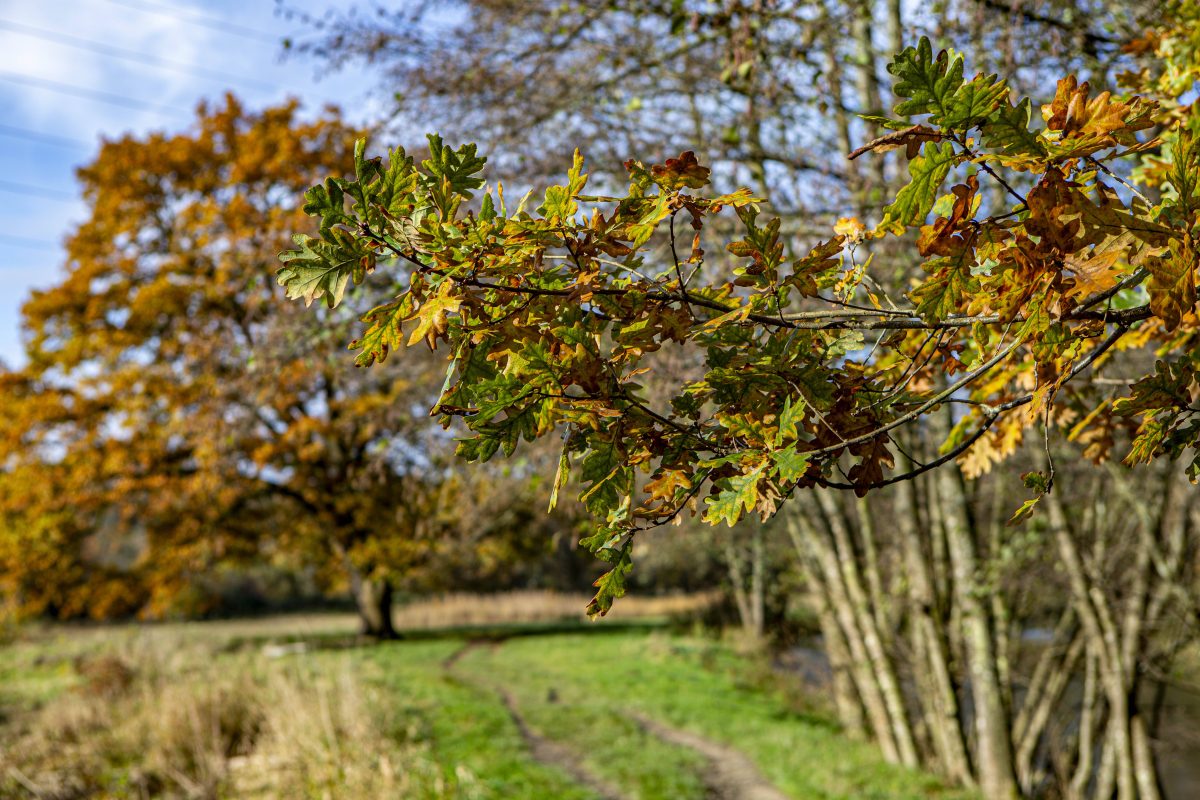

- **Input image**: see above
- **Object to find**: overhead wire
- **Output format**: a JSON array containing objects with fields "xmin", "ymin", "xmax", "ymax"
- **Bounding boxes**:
[
  {"xmin": 0, "ymin": 124, "xmax": 92, "ymax": 151},
  {"xmin": 0, "ymin": 71, "xmax": 189, "ymax": 115},
  {"xmin": 97, "ymin": 0, "xmax": 286, "ymax": 44},
  {"xmin": 0, "ymin": 17, "xmax": 279, "ymax": 92},
  {"xmin": 0, "ymin": 1, "xmax": 298, "ymax": 262},
  {"xmin": 0, "ymin": 0, "xmax": 303, "ymax": 343},
  {"xmin": 0, "ymin": 180, "xmax": 77, "ymax": 201}
]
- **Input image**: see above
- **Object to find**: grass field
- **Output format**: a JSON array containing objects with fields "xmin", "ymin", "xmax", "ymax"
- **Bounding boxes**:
[{"xmin": 0, "ymin": 609, "xmax": 974, "ymax": 799}]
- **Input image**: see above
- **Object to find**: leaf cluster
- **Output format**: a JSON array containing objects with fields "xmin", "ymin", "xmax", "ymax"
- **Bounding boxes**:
[{"xmin": 280, "ymin": 38, "xmax": 1200, "ymax": 615}]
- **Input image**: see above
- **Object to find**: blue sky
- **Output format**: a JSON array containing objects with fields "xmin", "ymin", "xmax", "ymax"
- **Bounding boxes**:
[{"xmin": 0, "ymin": 0, "xmax": 379, "ymax": 366}]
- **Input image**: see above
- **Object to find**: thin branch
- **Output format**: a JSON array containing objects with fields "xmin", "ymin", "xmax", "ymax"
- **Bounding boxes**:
[
  {"xmin": 953, "ymin": 132, "xmax": 1028, "ymax": 208},
  {"xmin": 808, "ymin": 334, "xmax": 1027, "ymax": 459},
  {"xmin": 818, "ymin": 321, "xmax": 1131, "ymax": 491},
  {"xmin": 357, "ymin": 222, "xmax": 1155, "ymax": 335},
  {"xmin": 668, "ymin": 211, "xmax": 696, "ymax": 318}
]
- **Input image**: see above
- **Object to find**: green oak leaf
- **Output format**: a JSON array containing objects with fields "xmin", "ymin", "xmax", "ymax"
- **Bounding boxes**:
[
  {"xmin": 888, "ymin": 37, "xmax": 965, "ymax": 121},
  {"xmin": 982, "ymin": 98, "xmax": 1048, "ymax": 158},
  {"xmin": 703, "ymin": 464, "xmax": 764, "ymax": 527},
  {"xmin": 771, "ymin": 447, "xmax": 811, "ymax": 484},
  {"xmin": 912, "ymin": 253, "xmax": 976, "ymax": 321},
  {"xmin": 880, "ymin": 141, "xmax": 958, "ymax": 235},
  {"xmin": 585, "ymin": 544, "xmax": 633, "ymax": 618},
  {"xmin": 351, "ymin": 295, "xmax": 415, "ymax": 366},
  {"xmin": 940, "ymin": 74, "xmax": 1010, "ymax": 130},
  {"xmin": 277, "ymin": 230, "xmax": 368, "ymax": 308}
]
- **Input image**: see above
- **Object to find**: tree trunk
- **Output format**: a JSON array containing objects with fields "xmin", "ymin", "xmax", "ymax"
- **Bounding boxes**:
[
  {"xmin": 750, "ymin": 525, "xmax": 765, "ymax": 640},
  {"xmin": 788, "ymin": 509, "xmax": 904, "ymax": 763},
  {"xmin": 854, "ymin": 496, "xmax": 891, "ymax": 637},
  {"xmin": 1046, "ymin": 487, "xmax": 1137, "ymax": 799},
  {"xmin": 795, "ymin": 532, "xmax": 866, "ymax": 738},
  {"xmin": 352, "ymin": 573, "xmax": 397, "ymax": 640},
  {"xmin": 821, "ymin": 3, "xmax": 857, "ymax": 200},
  {"xmin": 725, "ymin": 540, "xmax": 755, "ymax": 634},
  {"xmin": 724, "ymin": 529, "xmax": 764, "ymax": 640},
  {"xmin": 1131, "ymin": 712, "xmax": 1162, "ymax": 800},
  {"xmin": 895, "ymin": 452, "xmax": 973, "ymax": 785},
  {"xmin": 1015, "ymin": 629, "xmax": 1083, "ymax": 793},
  {"xmin": 935, "ymin": 454, "xmax": 1019, "ymax": 799},
  {"xmin": 1069, "ymin": 643, "xmax": 1101, "ymax": 800},
  {"xmin": 815, "ymin": 489, "xmax": 920, "ymax": 767},
  {"xmin": 853, "ymin": 0, "xmax": 886, "ymax": 193}
]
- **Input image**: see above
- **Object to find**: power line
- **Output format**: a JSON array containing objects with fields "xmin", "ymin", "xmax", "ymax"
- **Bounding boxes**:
[
  {"xmin": 0, "ymin": 124, "xmax": 91, "ymax": 151},
  {"xmin": 0, "ymin": 71, "xmax": 188, "ymax": 115},
  {"xmin": 98, "ymin": 0, "xmax": 284, "ymax": 44},
  {"xmin": 0, "ymin": 180, "xmax": 77, "ymax": 201},
  {"xmin": 0, "ymin": 17, "xmax": 278, "ymax": 92},
  {"xmin": 0, "ymin": 234, "xmax": 59, "ymax": 250}
]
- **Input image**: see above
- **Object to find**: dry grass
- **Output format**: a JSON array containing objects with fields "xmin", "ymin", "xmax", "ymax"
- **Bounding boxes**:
[
  {"xmin": 8, "ymin": 590, "xmax": 717, "ymax": 657},
  {"xmin": 391, "ymin": 589, "xmax": 719, "ymax": 630},
  {"xmin": 0, "ymin": 636, "xmax": 451, "ymax": 800}
]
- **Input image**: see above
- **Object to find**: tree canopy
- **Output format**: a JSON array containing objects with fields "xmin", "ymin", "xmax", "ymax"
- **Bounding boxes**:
[
  {"xmin": 279, "ymin": 31, "xmax": 1200, "ymax": 616},
  {"xmin": 0, "ymin": 97, "xmax": 458, "ymax": 633}
]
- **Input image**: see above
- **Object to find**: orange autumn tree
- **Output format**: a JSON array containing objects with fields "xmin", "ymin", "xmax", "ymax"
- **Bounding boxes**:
[{"xmin": 0, "ymin": 97, "xmax": 453, "ymax": 636}]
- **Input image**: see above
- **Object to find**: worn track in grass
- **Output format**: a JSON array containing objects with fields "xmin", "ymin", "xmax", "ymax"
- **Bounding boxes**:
[
  {"xmin": 446, "ymin": 638, "xmax": 793, "ymax": 800},
  {"xmin": 632, "ymin": 713, "xmax": 790, "ymax": 800},
  {"xmin": 444, "ymin": 640, "xmax": 625, "ymax": 800}
]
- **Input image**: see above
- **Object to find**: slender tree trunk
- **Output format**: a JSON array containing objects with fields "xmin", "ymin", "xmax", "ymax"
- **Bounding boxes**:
[
  {"xmin": 793, "ymin": 526, "xmax": 866, "ymax": 738},
  {"xmin": 789, "ymin": 509, "xmax": 903, "ymax": 762},
  {"xmin": 815, "ymin": 489, "xmax": 920, "ymax": 767},
  {"xmin": 934, "ymin": 446, "xmax": 1019, "ymax": 799},
  {"xmin": 986, "ymin": 479, "xmax": 1015, "ymax": 716},
  {"xmin": 751, "ymin": 524, "xmax": 766, "ymax": 638},
  {"xmin": 1131, "ymin": 713, "xmax": 1162, "ymax": 800},
  {"xmin": 818, "ymin": 0, "xmax": 864, "ymax": 217},
  {"xmin": 923, "ymin": 470, "xmax": 959, "ymax": 664},
  {"xmin": 725, "ymin": 540, "xmax": 755, "ymax": 634},
  {"xmin": 724, "ymin": 527, "xmax": 765, "ymax": 640},
  {"xmin": 1069, "ymin": 643, "xmax": 1101, "ymax": 800},
  {"xmin": 853, "ymin": 0, "xmax": 886, "ymax": 193},
  {"xmin": 855, "ymin": 496, "xmax": 891, "ymax": 636},
  {"xmin": 1015, "ymin": 630, "xmax": 1084, "ymax": 792},
  {"xmin": 886, "ymin": 0, "xmax": 904, "ymax": 58},
  {"xmin": 1095, "ymin": 730, "xmax": 1118, "ymax": 800},
  {"xmin": 895, "ymin": 451, "xmax": 973, "ymax": 785},
  {"xmin": 1013, "ymin": 607, "xmax": 1075, "ymax": 746},
  {"xmin": 1046, "ymin": 488, "xmax": 1136, "ymax": 799}
]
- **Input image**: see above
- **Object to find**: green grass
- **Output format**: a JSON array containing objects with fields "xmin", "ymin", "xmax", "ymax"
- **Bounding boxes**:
[
  {"xmin": 452, "ymin": 638, "xmax": 709, "ymax": 799},
  {"xmin": 452, "ymin": 631, "xmax": 976, "ymax": 800},
  {"xmin": 0, "ymin": 630, "xmax": 91, "ymax": 715},
  {"xmin": 2, "ymin": 619, "xmax": 974, "ymax": 799},
  {"xmin": 337, "ymin": 641, "xmax": 598, "ymax": 799}
]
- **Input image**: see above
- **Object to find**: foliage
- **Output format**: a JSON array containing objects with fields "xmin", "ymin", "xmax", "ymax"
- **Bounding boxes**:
[
  {"xmin": 0, "ymin": 98, "xmax": 457, "ymax": 627},
  {"xmin": 281, "ymin": 33, "xmax": 1200, "ymax": 615}
]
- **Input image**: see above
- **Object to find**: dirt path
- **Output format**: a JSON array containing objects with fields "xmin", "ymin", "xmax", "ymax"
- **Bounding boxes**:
[
  {"xmin": 495, "ymin": 683, "xmax": 624, "ymax": 800},
  {"xmin": 444, "ymin": 641, "xmax": 625, "ymax": 800},
  {"xmin": 632, "ymin": 713, "xmax": 790, "ymax": 800},
  {"xmin": 445, "ymin": 640, "xmax": 790, "ymax": 800}
]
